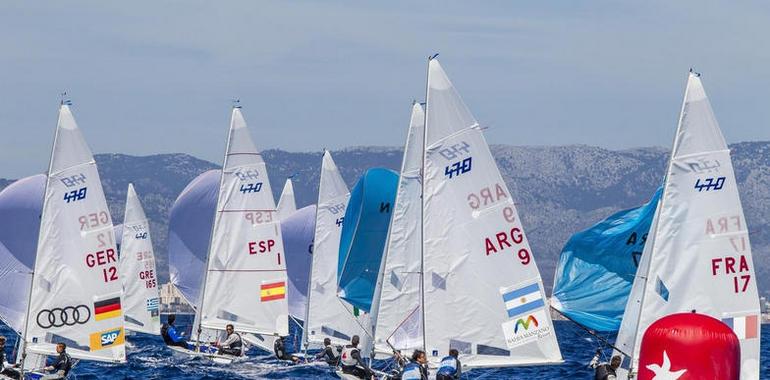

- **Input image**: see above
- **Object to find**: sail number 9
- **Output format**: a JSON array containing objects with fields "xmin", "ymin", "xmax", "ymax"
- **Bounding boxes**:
[{"xmin": 484, "ymin": 227, "xmax": 531, "ymax": 265}]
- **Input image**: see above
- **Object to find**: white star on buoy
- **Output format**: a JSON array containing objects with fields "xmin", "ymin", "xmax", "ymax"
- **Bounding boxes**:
[{"xmin": 646, "ymin": 351, "xmax": 687, "ymax": 380}]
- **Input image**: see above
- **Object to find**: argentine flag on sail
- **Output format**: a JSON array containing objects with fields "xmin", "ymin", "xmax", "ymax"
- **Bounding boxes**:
[{"xmin": 501, "ymin": 282, "xmax": 545, "ymax": 319}]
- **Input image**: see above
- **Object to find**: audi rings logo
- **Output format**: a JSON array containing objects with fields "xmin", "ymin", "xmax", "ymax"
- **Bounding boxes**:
[{"xmin": 36, "ymin": 305, "xmax": 91, "ymax": 328}]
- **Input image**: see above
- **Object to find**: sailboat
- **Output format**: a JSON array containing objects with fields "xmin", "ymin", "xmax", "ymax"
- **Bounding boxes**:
[
  {"xmin": 302, "ymin": 151, "xmax": 372, "ymax": 352},
  {"xmin": 371, "ymin": 102, "xmax": 425, "ymax": 356},
  {"xmin": 170, "ymin": 105, "xmax": 289, "ymax": 363},
  {"xmin": 118, "ymin": 184, "xmax": 161, "ymax": 336},
  {"xmin": 276, "ymin": 178, "xmax": 297, "ymax": 221},
  {"xmin": 613, "ymin": 72, "xmax": 761, "ymax": 379},
  {"xmin": 18, "ymin": 102, "xmax": 126, "ymax": 374},
  {"xmin": 392, "ymin": 57, "xmax": 562, "ymax": 370}
]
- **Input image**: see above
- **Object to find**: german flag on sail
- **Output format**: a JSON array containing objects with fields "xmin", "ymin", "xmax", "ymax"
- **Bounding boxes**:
[
  {"xmin": 260, "ymin": 281, "xmax": 286, "ymax": 302},
  {"xmin": 94, "ymin": 296, "xmax": 122, "ymax": 321}
]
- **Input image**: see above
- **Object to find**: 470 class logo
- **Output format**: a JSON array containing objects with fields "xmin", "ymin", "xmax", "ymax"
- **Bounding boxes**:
[
  {"xmin": 513, "ymin": 314, "xmax": 539, "ymax": 334},
  {"xmin": 89, "ymin": 327, "xmax": 125, "ymax": 351}
]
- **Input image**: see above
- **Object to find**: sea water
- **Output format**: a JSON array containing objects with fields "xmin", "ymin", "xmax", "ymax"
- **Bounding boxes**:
[{"xmin": 2, "ymin": 315, "xmax": 768, "ymax": 379}]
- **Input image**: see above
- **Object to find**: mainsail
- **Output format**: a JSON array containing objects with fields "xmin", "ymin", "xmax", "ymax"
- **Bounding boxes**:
[
  {"xmin": 337, "ymin": 168, "xmax": 398, "ymax": 312},
  {"xmin": 421, "ymin": 58, "xmax": 561, "ymax": 368},
  {"xmin": 23, "ymin": 104, "xmax": 126, "ymax": 363},
  {"xmin": 371, "ymin": 103, "xmax": 425, "ymax": 354},
  {"xmin": 303, "ymin": 151, "xmax": 370, "ymax": 348},
  {"xmin": 277, "ymin": 178, "xmax": 297, "ymax": 221},
  {"xmin": 551, "ymin": 188, "xmax": 662, "ymax": 332},
  {"xmin": 119, "ymin": 184, "xmax": 161, "ymax": 335},
  {"xmin": 614, "ymin": 72, "xmax": 761, "ymax": 379},
  {"xmin": 196, "ymin": 107, "xmax": 288, "ymax": 337}
]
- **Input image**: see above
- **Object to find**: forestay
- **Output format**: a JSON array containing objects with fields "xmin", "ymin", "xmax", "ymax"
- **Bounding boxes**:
[
  {"xmin": 277, "ymin": 179, "xmax": 297, "ymax": 221},
  {"xmin": 168, "ymin": 170, "xmax": 219, "ymax": 308},
  {"xmin": 0, "ymin": 175, "xmax": 45, "ymax": 335},
  {"xmin": 303, "ymin": 151, "xmax": 371, "ymax": 348},
  {"xmin": 371, "ymin": 103, "xmax": 425, "ymax": 354},
  {"xmin": 337, "ymin": 168, "xmax": 398, "ymax": 313},
  {"xmin": 23, "ymin": 104, "xmax": 126, "ymax": 363},
  {"xmin": 119, "ymin": 184, "xmax": 161, "ymax": 335},
  {"xmin": 614, "ymin": 72, "xmax": 760, "ymax": 379},
  {"xmin": 422, "ymin": 59, "xmax": 561, "ymax": 368},
  {"xmin": 197, "ymin": 107, "xmax": 288, "ymax": 337},
  {"xmin": 551, "ymin": 188, "xmax": 662, "ymax": 332}
]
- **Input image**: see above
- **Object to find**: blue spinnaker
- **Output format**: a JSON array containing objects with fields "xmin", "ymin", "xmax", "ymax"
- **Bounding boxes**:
[
  {"xmin": 551, "ymin": 187, "xmax": 663, "ymax": 332},
  {"xmin": 337, "ymin": 168, "xmax": 398, "ymax": 313}
]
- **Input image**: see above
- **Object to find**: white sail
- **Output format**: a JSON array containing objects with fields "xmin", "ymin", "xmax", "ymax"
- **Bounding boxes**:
[
  {"xmin": 614, "ymin": 72, "xmax": 761, "ymax": 379},
  {"xmin": 197, "ymin": 107, "xmax": 288, "ymax": 337},
  {"xmin": 421, "ymin": 59, "xmax": 561, "ymax": 368},
  {"xmin": 303, "ymin": 151, "xmax": 370, "ymax": 348},
  {"xmin": 277, "ymin": 178, "xmax": 297, "ymax": 221},
  {"xmin": 23, "ymin": 104, "xmax": 126, "ymax": 363},
  {"xmin": 119, "ymin": 184, "xmax": 161, "ymax": 335},
  {"xmin": 371, "ymin": 103, "xmax": 425, "ymax": 354}
]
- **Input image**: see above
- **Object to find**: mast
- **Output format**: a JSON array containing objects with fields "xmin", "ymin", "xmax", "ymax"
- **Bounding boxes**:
[
  {"xmin": 419, "ymin": 55, "xmax": 436, "ymax": 352},
  {"xmin": 302, "ymin": 149, "xmax": 326, "ymax": 353},
  {"xmin": 194, "ymin": 104, "xmax": 237, "ymax": 351}
]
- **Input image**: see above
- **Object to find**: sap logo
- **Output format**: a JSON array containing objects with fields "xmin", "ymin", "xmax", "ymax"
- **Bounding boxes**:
[
  {"xmin": 438, "ymin": 141, "xmax": 471, "ymax": 160},
  {"xmin": 513, "ymin": 315, "xmax": 539, "ymax": 334},
  {"xmin": 445, "ymin": 157, "xmax": 472, "ymax": 179},
  {"xmin": 240, "ymin": 182, "xmax": 263, "ymax": 193},
  {"xmin": 234, "ymin": 169, "xmax": 260, "ymax": 181},
  {"xmin": 694, "ymin": 177, "xmax": 725, "ymax": 192},
  {"xmin": 60, "ymin": 173, "xmax": 87, "ymax": 187},
  {"xmin": 101, "ymin": 329, "xmax": 121, "ymax": 346},
  {"xmin": 64, "ymin": 187, "xmax": 87, "ymax": 203}
]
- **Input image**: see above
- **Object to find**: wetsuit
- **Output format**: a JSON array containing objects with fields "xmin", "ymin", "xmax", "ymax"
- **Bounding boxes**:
[
  {"xmin": 401, "ymin": 361, "xmax": 428, "ymax": 380},
  {"xmin": 0, "ymin": 346, "xmax": 20, "ymax": 380},
  {"xmin": 314, "ymin": 345, "xmax": 341, "ymax": 366},
  {"xmin": 273, "ymin": 338, "xmax": 298, "ymax": 362},
  {"xmin": 40, "ymin": 352, "xmax": 71, "ymax": 380},
  {"xmin": 340, "ymin": 345, "xmax": 374, "ymax": 379},
  {"xmin": 161, "ymin": 323, "xmax": 189, "ymax": 348},
  {"xmin": 436, "ymin": 355, "xmax": 461, "ymax": 380},
  {"xmin": 218, "ymin": 332, "xmax": 243, "ymax": 356},
  {"xmin": 594, "ymin": 363, "xmax": 617, "ymax": 380}
]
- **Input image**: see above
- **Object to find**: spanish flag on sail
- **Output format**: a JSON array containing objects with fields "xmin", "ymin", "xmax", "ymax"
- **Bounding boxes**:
[
  {"xmin": 260, "ymin": 281, "xmax": 286, "ymax": 302},
  {"xmin": 94, "ymin": 296, "xmax": 122, "ymax": 321}
]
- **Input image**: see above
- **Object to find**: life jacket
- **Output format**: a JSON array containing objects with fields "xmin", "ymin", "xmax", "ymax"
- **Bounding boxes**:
[
  {"xmin": 340, "ymin": 345, "xmax": 359, "ymax": 367},
  {"xmin": 436, "ymin": 356, "xmax": 458, "ymax": 375},
  {"xmin": 57, "ymin": 352, "xmax": 73, "ymax": 376},
  {"xmin": 161, "ymin": 324, "xmax": 173, "ymax": 345},
  {"xmin": 401, "ymin": 362, "xmax": 422, "ymax": 380},
  {"xmin": 273, "ymin": 339, "xmax": 285, "ymax": 358},
  {"xmin": 229, "ymin": 332, "xmax": 243, "ymax": 351}
]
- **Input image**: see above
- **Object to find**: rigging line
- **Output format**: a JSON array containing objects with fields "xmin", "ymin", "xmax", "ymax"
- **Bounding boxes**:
[
  {"xmin": 336, "ymin": 298, "xmax": 375, "ymax": 340},
  {"xmin": 550, "ymin": 306, "xmax": 631, "ymax": 358}
]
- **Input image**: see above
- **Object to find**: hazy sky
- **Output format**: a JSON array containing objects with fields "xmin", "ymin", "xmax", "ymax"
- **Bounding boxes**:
[{"xmin": 1, "ymin": 1, "xmax": 769, "ymax": 178}]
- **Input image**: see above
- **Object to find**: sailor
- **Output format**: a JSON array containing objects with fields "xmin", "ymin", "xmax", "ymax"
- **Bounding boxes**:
[
  {"xmin": 340, "ymin": 335, "xmax": 374, "ymax": 379},
  {"xmin": 0, "ymin": 336, "xmax": 20, "ymax": 380},
  {"xmin": 401, "ymin": 349, "xmax": 429, "ymax": 380},
  {"xmin": 313, "ymin": 338, "xmax": 341, "ymax": 366},
  {"xmin": 216, "ymin": 324, "xmax": 243, "ymax": 356},
  {"xmin": 273, "ymin": 335, "xmax": 300, "ymax": 364},
  {"xmin": 435, "ymin": 348, "xmax": 462, "ymax": 380},
  {"xmin": 40, "ymin": 343, "xmax": 71, "ymax": 380},
  {"xmin": 161, "ymin": 314, "xmax": 189, "ymax": 349},
  {"xmin": 592, "ymin": 355, "xmax": 621, "ymax": 380}
]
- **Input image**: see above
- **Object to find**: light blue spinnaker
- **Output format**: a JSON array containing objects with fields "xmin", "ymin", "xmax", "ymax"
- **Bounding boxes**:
[
  {"xmin": 337, "ymin": 168, "xmax": 398, "ymax": 313},
  {"xmin": 551, "ymin": 187, "xmax": 662, "ymax": 332}
]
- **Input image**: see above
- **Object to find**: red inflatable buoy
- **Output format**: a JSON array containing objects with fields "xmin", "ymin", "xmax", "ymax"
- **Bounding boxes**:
[{"xmin": 638, "ymin": 313, "xmax": 740, "ymax": 380}]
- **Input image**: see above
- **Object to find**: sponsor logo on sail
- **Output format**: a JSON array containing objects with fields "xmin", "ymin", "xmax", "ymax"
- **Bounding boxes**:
[
  {"xmin": 36, "ymin": 305, "xmax": 91, "ymax": 328},
  {"xmin": 94, "ymin": 297, "xmax": 122, "ymax": 321},
  {"xmin": 513, "ymin": 314, "xmax": 539, "ymax": 334},
  {"xmin": 500, "ymin": 282, "xmax": 552, "ymax": 349},
  {"xmin": 89, "ymin": 327, "xmax": 125, "ymax": 350}
]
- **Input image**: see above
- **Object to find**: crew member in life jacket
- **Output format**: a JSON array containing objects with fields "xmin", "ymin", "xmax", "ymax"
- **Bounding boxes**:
[
  {"xmin": 215, "ymin": 324, "xmax": 243, "ymax": 356},
  {"xmin": 591, "ymin": 354, "xmax": 621, "ymax": 380},
  {"xmin": 0, "ymin": 336, "xmax": 21, "ymax": 380},
  {"xmin": 161, "ymin": 314, "xmax": 189, "ymax": 349},
  {"xmin": 313, "ymin": 338, "xmax": 341, "ymax": 366},
  {"xmin": 340, "ymin": 335, "xmax": 375, "ymax": 379},
  {"xmin": 273, "ymin": 335, "xmax": 300, "ymax": 364},
  {"xmin": 435, "ymin": 349, "xmax": 462, "ymax": 380},
  {"xmin": 40, "ymin": 343, "xmax": 71, "ymax": 380},
  {"xmin": 401, "ymin": 349, "xmax": 429, "ymax": 380}
]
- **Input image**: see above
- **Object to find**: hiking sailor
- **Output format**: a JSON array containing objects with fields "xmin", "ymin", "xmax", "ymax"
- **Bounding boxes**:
[
  {"xmin": 340, "ymin": 335, "xmax": 374, "ymax": 379},
  {"xmin": 161, "ymin": 314, "xmax": 189, "ymax": 348},
  {"xmin": 215, "ymin": 324, "xmax": 243, "ymax": 356},
  {"xmin": 313, "ymin": 338, "xmax": 341, "ymax": 366}
]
